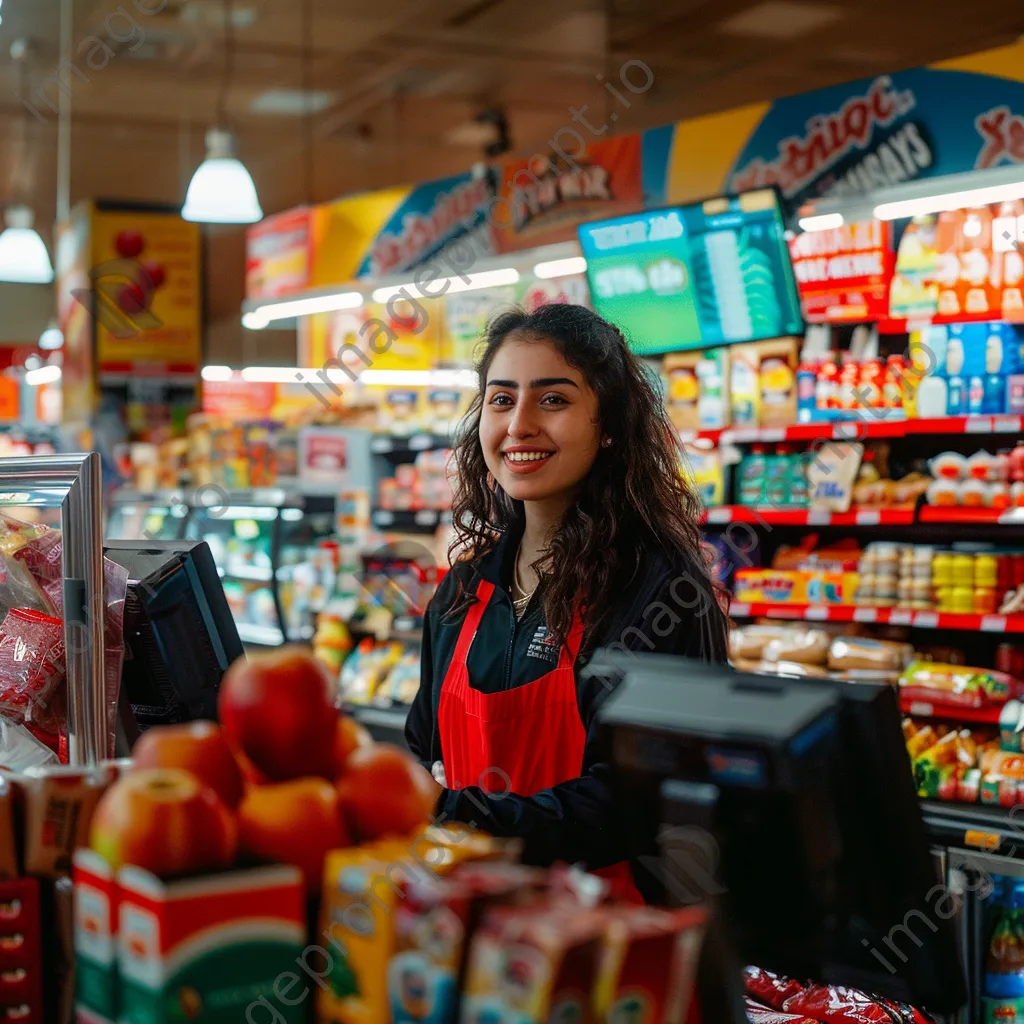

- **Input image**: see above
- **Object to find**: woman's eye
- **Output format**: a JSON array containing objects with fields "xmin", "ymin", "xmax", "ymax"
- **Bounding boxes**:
[
  {"xmin": 540, "ymin": 393, "xmax": 568, "ymax": 406},
  {"xmin": 489, "ymin": 393, "xmax": 514, "ymax": 407}
]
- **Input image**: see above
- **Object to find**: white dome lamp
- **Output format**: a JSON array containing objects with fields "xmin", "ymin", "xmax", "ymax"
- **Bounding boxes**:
[
  {"xmin": 0, "ymin": 205, "xmax": 54, "ymax": 284},
  {"xmin": 182, "ymin": 0, "xmax": 262, "ymax": 225},
  {"xmin": 182, "ymin": 127, "xmax": 263, "ymax": 224},
  {"xmin": 38, "ymin": 318, "xmax": 63, "ymax": 350}
]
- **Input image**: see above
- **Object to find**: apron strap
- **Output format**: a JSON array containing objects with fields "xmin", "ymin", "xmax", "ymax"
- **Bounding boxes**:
[{"xmin": 452, "ymin": 579, "xmax": 494, "ymax": 666}]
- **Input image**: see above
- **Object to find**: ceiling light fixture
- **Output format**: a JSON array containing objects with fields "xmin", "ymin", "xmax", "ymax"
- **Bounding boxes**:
[
  {"xmin": 241, "ymin": 290, "xmax": 364, "ymax": 329},
  {"xmin": 533, "ymin": 256, "xmax": 587, "ymax": 279},
  {"xmin": 182, "ymin": 0, "xmax": 262, "ymax": 224},
  {"xmin": 226, "ymin": 366, "xmax": 479, "ymax": 387},
  {"xmin": 372, "ymin": 268, "xmax": 519, "ymax": 303},
  {"xmin": 201, "ymin": 365, "xmax": 234, "ymax": 382},
  {"xmin": 798, "ymin": 212, "xmax": 844, "ymax": 232},
  {"xmin": 25, "ymin": 365, "xmax": 61, "ymax": 386},
  {"xmin": 875, "ymin": 179, "xmax": 1024, "ymax": 221},
  {"xmin": 38, "ymin": 319, "xmax": 63, "ymax": 350},
  {"xmin": 0, "ymin": 206, "xmax": 54, "ymax": 283}
]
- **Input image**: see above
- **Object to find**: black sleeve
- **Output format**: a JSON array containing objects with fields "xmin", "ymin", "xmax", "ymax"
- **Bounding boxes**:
[
  {"xmin": 405, "ymin": 604, "xmax": 439, "ymax": 769},
  {"xmin": 435, "ymin": 560, "xmax": 727, "ymax": 869}
]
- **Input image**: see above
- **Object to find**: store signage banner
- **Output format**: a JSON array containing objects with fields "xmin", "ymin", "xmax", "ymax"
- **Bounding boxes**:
[
  {"xmin": 55, "ymin": 207, "xmax": 95, "ymax": 422},
  {"xmin": 202, "ymin": 380, "xmax": 277, "ymax": 418},
  {"xmin": 91, "ymin": 208, "xmax": 202, "ymax": 376},
  {"xmin": 492, "ymin": 133, "xmax": 644, "ymax": 253},
  {"xmin": 644, "ymin": 39, "xmax": 1024, "ymax": 214},
  {"xmin": 245, "ymin": 207, "xmax": 312, "ymax": 301},
  {"xmin": 788, "ymin": 219, "xmax": 894, "ymax": 322}
]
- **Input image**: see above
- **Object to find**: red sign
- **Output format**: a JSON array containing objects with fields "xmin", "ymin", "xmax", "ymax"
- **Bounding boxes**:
[
  {"xmin": 491, "ymin": 133, "xmax": 643, "ymax": 253},
  {"xmin": 245, "ymin": 207, "xmax": 312, "ymax": 301},
  {"xmin": 788, "ymin": 219, "xmax": 894, "ymax": 322},
  {"xmin": 202, "ymin": 380, "xmax": 276, "ymax": 418}
]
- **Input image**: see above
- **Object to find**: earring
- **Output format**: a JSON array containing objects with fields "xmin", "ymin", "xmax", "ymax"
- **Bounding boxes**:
[{"xmin": 601, "ymin": 437, "xmax": 613, "ymax": 448}]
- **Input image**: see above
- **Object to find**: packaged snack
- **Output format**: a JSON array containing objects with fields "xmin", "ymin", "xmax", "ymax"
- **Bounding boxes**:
[
  {"xmin": 744, "ymin": 998, "xmax": 819, "ymax": 1024},
  {"xmin": 743, "ymin": 966, "xmax": 805, "ymax": 1009},
  {"xmin": 729, "ymin": 625, "xmax": 789, "ymax": 661},
  {"xmin": 763, "ymin": 630, "xmax": 830, "ymax": 666},
  {"xmin": 906, "ymin": 726, "xmax": 939, "ymax": 759},
  {"xmin": 783, "ymin": 983, "xmax": 902, "ymax": 1023},
  {"xmin": 14, "ymin": 763, "xmax": 110, "ymax": 878},
  {"xmin": 900, "ymin": 662, "xmax": 1016, "ymax": 709},
  {"xmin": 829, "ymin": 638, "xmax": 913, "ymax": 672}
]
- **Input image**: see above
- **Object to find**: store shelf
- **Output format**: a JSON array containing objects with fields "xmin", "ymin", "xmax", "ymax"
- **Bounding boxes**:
[
  {"xmin": 729, "ymin": 602, "xmax": 1024, "ymax": 632},
  {"xmin": 679, "ymin": 415, "xmax": 1024, "ymax": 447},
  {"xmin": 370, "ymin": 434, "xmax": 451, "ymax": 455},
  {"xmin": 705, "ymin": 506, "xmax": 915, "ymax": 526},
  {"xmin": 372, "ymin": 508, "xmax": 450, "ymax": 531},
  {"xmin": 236, "ymin": 622, "xmax": 285, "ymax": 645},
  {"xmin": 920, "ymin": 801, "xmax": 1024, "ymax": 857},
  {"xmin": 918, "ymin": 506, "xmax": 1024, "ymax": 526}
]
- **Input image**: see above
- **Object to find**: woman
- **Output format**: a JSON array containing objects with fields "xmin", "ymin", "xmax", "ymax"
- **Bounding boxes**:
[{"xmin": 406, "ymin": 303, "xmax": 728, "ymax": 894}]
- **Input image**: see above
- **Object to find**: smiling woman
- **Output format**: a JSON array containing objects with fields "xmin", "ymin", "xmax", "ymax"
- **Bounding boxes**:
[{"xmin": 405, "ymin": 303, "xmax": 728, "ymax": 903}]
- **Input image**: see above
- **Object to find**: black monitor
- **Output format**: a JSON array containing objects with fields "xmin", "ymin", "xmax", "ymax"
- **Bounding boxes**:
[
  {"xmin": 103, "ymin": 540, "xmax": 243, "ymax": 740},
  {"xmin": 590, "ymin": 653, "xmax": 966, "ymax": 1018}
]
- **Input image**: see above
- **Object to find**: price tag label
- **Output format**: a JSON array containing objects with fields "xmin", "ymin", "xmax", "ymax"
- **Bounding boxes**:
[
  {"xmin": 832, "ymin": 422, "xmax": 861, "ymax": 440},
  {"xmin": 909, "ymin": 701, "xmax": 934, "ymax": 717},
  {"xmin": 995, "ymin": 416, "xmax": 1022, "ymax": 434},
  {"xmin": 373, "ymin": 510, "xmax": 395, "ymax": 526},
  {"xmin": 760, "ymin": 428, "xmax": 785, "ymax": 443},
  {"xmin": 729, "ymin": 602, "xmax": 751, "ymax": 617},
  {"xmin": 805, "ymin": 606, "xmax": 830, "ymax": 620},
  {"xmin": 982, "ymin": 615, "xmax": 1008, "ymax": 632},
  {"xmin": 414, "ymin": 510, "xmax": 438, "ymax": 526},
  {"xmin": 914, "ymin": 611, "xmax": 939, "ymax": 628},
  {"xmin": 853, "ymin": 607, "xmax": 878, "ymax": 622},
  {"xmin": 410, "ymin": 435, "xmax": 433, "ymax": 451},
  {"xmin": 964, "ymin": 830, "xmax": 1002, "ymax": 851},
  {"xmin": 808, "ymin": 510, "xmax": 832, "ymax": 525},
  {"xmin": 370, "ymin": 438, "xmax": 392, "ymax": 453},
  {"xmin": 966, "ymin": 417, "xmax": 993, "ymax": 434},
  {"xmin": 706, "ymin": 508, "xmax": 732, "ymax": 524},
  {"xmin": 727, "ymin": 428, "xmax": 760, "ymax": 443},
  {"xmin": 856, "ymin": 510, "xmax": 881, "ymax": 525},
  {"xmin": 889, "ymin": 610, "xmax": 913, "ymax": 625}
]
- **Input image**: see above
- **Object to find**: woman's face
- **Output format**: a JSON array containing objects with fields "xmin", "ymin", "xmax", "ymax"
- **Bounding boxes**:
[{"xmin": 479, "ymin": 334, "xmax": 602, "ymax": 504}]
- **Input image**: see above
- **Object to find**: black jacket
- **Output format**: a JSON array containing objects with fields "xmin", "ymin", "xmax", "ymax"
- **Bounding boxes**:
[{"xmin": 405, "ymin": 524, "xmax": 728, "ymax": 870}]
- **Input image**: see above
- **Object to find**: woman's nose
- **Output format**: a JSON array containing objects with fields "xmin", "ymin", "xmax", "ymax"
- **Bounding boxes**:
[{"xmin": 507, "ymin": 403, "xmax": 539, "ymax": 438}]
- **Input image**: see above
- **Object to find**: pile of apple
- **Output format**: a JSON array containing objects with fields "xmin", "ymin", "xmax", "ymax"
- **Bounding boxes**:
[{"xmin": 89, "ymin": 649, "xmax": 438, "ymax": 892}]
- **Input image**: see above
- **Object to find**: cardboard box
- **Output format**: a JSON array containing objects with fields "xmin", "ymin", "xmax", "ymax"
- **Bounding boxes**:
[
  {"xmin": 663, "ymin": 353, "xmax": 701, "ymax": 432},
  {"xmin": 756, "ymin": 337, "xmax": 800, "ymax": 427},
  {"xmin": 73, "ymin": 850, "xmax": 306, "ymax": 1024},
  {"xmin": 733, "ymin": 569, "xmax": 859, "ymax": 606}
]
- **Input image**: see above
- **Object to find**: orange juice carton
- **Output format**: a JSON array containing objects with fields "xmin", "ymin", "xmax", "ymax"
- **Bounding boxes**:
[
  {"xmin": 73, "ymin": 849, "xmax": 305, "ymax": 1024},
  {"xmin": 388, "ymin": 863, "xmax": 543, "ymax": 1024},
  {"xmin": 594, "ymin": 905, "xmax": 707, "ymax": 1024},
  {"xmin": 460, "ymin": 903, "xmax": 607, "ymax": 1024},
  {"xmin": 0, "ymin": 876, "xmax": 43, "ymax": 1024}
]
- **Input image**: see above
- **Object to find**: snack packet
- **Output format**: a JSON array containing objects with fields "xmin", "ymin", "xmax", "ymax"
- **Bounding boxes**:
[
  {"xmin": 743, "ymin": 966, "xmax": 806, "ymax": 1009},
  {"xmin": 744, "ymin": 999, "xmax": 819, "ymax": 1024}
]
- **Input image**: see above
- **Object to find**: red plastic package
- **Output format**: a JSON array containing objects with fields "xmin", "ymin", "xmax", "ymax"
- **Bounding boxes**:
[
  {"xmin": 0, "ymin": 608, "xmax": 66, "ymax": 731},
  {"xmin": 744, "ymin": 966, "xmax": 806, "ymax": 1009},
  {"xmin": 784, "ymin": 985, "xmax": 902, "ymax": 1023},
  {"xmin": 876, "ymin": 998, "xmax": 936, "ymax": 1024},
  {"xmin": 745, "ymin": 997, "xmax": 819, "ymax": 1024}
]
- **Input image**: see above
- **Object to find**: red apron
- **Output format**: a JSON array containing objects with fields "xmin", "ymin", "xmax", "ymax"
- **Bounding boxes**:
[{"xmin": 437, "ymin": 578, "xmax": 642, "ymax": 903}]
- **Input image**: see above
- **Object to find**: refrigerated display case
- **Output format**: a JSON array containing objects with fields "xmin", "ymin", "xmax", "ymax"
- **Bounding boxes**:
[{"xmin": 107, "ymin": 490, "xmax": 189, "ymax": 541}]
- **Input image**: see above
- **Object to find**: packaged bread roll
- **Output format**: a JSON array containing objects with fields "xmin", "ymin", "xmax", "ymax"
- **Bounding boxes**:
[
  {"xmin": 763, "ymin": 628, "xmax": 830, "ymax": 666},
  {"xmin": 828, "ymin": 637, "xmax": 914, "ymax": 672},
  {"xmin": 729, "ymin": 624, "xmax": 790, "ymax": 661}
]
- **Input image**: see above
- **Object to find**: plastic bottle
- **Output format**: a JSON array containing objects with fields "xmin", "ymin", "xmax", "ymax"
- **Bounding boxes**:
[
  {"xmin": 947, "ymin": 338, "xmax": 968, "ymax": 416},
  {"xmin": 796, "ymin": 362, "xmax": 817, "ymax": 423},
  {"xmin": 738, "ymin": 445, "xmax": 768, "ymax": 506},
  {"xmin": 789, "ymin": 452, "xmax": 810, "ymax": 508},
  {"xmin": 985, "ymin": 881, "xmax": 1024, "ymax": 999},
  {"xmin": 985, "ymin": 329, "xmax": 1007, "ymax": 414},
  {"xmin": 764, "ymin": 446, "xmax": 793, "ymax": 508},
  {"xmin": 916, "ymin": 375, "xmax": 949, "ymax": 419}
]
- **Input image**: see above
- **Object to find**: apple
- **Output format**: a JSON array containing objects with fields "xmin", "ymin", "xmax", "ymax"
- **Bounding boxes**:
[
  {"xmin": 333, "ymin": 714, "xmax": 373, "ymax": 777},
  {"xmin": 237, "ymin": 778, "xmax": 348, "ymax": 894},
  {"xmin": 219, "ymin": 649, "xmax": 338, "ymax": 781},
  {"xmin": 131, "ymin": 721, "xmax": 245, "ymax": 808},
  {"xmin": 116, "ymin": 282, "xmax": 147, "ymax": 315},
  {"xmin": 89, "ymin": 768, "xmax": 237, "ymax": 877},
  {"xmin": 336, "ymin": 744, "xmax": 438, "ymax": 842},
  {"xmin": 141, "ymin": 260, "xmax": 166, "ymax": 290}
]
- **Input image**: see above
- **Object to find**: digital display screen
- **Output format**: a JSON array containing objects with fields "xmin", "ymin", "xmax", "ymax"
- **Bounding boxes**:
[{"xmin": 577, "ymin": 189, "xmax": 804, "ymax": 355}]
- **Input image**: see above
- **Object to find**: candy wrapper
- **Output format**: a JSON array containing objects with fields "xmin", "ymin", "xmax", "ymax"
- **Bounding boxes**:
[
  {"xmin": 744, "ymin": 999, "xmax": 819, "ymax": 1024},
  {"xmin": 0, "ymin": 513, "xmax": 128, "ymax": 760},
  {"xmin": 744, "ymin": 966, "xmax": 806, "ymax": 1009}
]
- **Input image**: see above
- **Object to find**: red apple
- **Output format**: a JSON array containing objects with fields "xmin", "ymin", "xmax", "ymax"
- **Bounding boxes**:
[
  {"xmin": 237, "ymin": 778, "xmax": 348, "ymax": 894},
  {"xmin": 219, "ymin": 649, "xmax": 338, "ymax": 782},
  {"xmin": 89, "ymin": 768, "xmax": 237, "ymax": 877},
  {"xmin": 114, "ymin": 229, "xmax": 145, "ymax": 259},
  {"xmin": 336, "ymin": 744, "xmax": 438, "ymax": 842},
  {"xmin": 131, "ymin": 721, "xmax": 245, "ymax": 809},
  {"xmin": 332, "ymin": 714, "xmax": 373, "ymax": 777}
]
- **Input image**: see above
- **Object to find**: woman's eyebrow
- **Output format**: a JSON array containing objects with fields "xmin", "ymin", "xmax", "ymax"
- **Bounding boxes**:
[
  {"xmin": 530, "ymin": 377, "xmax": 579, "ymax": 389},
  {"xmin": 486, "ymin": 378, "xmax": 518, "ymax": 388}
]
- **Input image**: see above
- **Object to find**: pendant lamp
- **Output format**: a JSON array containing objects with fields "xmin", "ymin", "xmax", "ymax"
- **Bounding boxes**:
[
  {"xmin": 182, "ymin": 0, "xmax": 262, "ymax": 224},
  {"xmin": 38, "ymin": 318, "xmax": 63, "ymax": 350},
  {"xmin": 0, "ymin": 205, "xmax": 53, "ymax": 284},
  {"xmin": 182, "ymin": 127, "xmax": 262, "ymax": 223}
]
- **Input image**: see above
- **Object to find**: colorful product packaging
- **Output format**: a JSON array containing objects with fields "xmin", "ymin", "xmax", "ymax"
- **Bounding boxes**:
[
  {"xmin": 663, "ymin": 353, "xmax": 701, "ymax": 432},
  {"xmin": 73, "ymin": 850, "xmax": 306, "ymax": 1024},
  {"xmin": 732, "ymin": 570, "xmax": 859, "ymax": 606},
  {"xmin": 0, "ymin": 876, "xmax": 42, "ymax": 1024},
  {"xmin": 730, "ymin": 343, "xmax": 761, "ymax": 427},
  {"xmin": 696, "ymin": 348, "xmax": 731, "ymax": 430},
  {"xmin": 756, "ymin": 338, "xmax": 800, "ymax": 427}
]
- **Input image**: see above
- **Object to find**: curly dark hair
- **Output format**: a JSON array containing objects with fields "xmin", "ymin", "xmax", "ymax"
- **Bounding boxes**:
[{"xmin": 447, "ymin": 303, "xmax": 727, "ymax": 651}]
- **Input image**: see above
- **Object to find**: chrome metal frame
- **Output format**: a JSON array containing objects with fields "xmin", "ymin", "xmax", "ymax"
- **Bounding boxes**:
[{"xmin": 0, "ymin": 453, "xmax": 105, "ymax": 765}]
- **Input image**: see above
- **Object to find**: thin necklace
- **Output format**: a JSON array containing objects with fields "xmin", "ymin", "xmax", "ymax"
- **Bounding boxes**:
[{"xmin": 512, "ymin": 544, "xmax": 536, "ymax": 609}]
